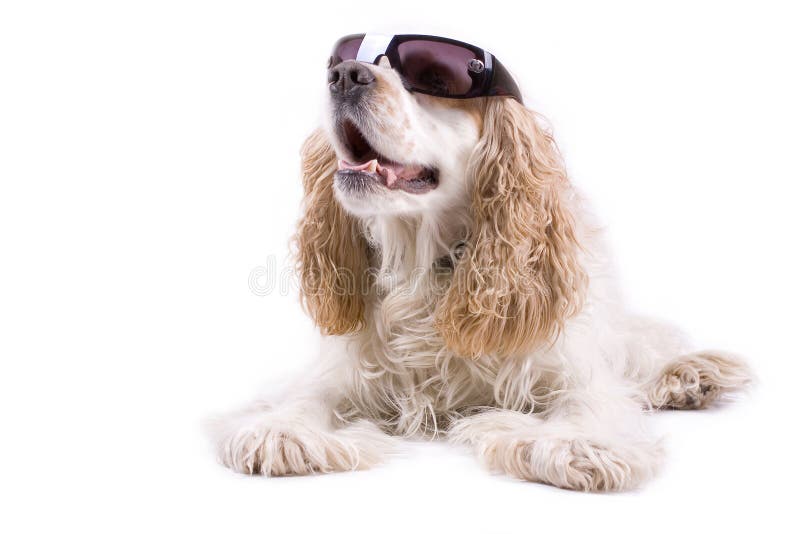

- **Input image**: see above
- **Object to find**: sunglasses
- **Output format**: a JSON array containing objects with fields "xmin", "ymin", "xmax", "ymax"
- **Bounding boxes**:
[{"xmin": 329, "ymin": 33, "xmax": 523, "ymax": 103}]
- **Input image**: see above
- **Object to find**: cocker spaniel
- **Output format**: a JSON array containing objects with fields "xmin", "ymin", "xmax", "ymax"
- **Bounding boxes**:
[{"xmin": 215, "ymin": 33, "xmax": 751, "ymax": 491}]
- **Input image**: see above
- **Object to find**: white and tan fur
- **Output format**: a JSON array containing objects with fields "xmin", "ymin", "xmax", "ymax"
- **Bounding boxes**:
[{"xmin": 213, "ymin": 56, "xmax": 751, "ymax": 491}]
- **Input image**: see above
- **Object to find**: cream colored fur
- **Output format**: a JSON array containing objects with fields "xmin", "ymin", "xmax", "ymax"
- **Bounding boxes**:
[{"xmin": 213, "ymin": 59, "xmax": 751, "ymax": 491}]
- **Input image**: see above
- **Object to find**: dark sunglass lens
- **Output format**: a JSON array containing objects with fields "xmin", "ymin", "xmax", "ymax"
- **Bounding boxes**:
[
  {"xmin": 396, "ymin": 40, "xmax": 478, "ymax": 96},
  {"xmin": 330, "ymin": 36, "xmax": 364, "ymax": 67}
]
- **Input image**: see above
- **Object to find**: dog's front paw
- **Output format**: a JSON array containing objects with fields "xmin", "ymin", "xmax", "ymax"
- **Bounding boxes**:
[
  {"xmin": 515, "ymin": 437, "xmax": 663, "ymax": 491},
  {"xmin": 214, "ymin": 413, "xmax": 393, "ymax": 476},
  {"xmin": 450, "ymin": 411, "xmax": 663, "ymax": 491}
]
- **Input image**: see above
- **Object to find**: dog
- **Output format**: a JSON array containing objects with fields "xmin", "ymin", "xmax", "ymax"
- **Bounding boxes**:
[{"xmin": 214, "ymin": 33, "xmax": 751, "ymax": 491}]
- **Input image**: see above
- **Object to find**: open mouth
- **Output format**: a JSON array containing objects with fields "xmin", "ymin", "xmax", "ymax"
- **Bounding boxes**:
[{"xmin": 335, "ymin": 119, "xmax": 439, "ymax": 194}]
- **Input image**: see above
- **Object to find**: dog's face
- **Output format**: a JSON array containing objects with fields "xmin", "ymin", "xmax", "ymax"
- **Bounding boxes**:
[
  {"xmin": 298, "ymin": 51, "xmax": 587, "ymax": 358},
  {"xmin": 323, "ymin": 58, "xmax": 483, "ymax": 217}
]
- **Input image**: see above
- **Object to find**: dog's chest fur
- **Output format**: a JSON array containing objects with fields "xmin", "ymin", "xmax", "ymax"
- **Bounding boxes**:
[{"xmin": 338, "ymin": 268, "xmax": 551, "ymax": 437}]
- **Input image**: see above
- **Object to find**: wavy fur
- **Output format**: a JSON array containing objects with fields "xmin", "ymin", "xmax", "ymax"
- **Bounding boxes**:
[
  {"xmin": 294, "ymin": 129, "xmax": 369, "ymax": 335},
  {"xmin": 436, "ymin": 99, "xmax": 588, "ymax": 358},
  {"xmin": 215, "ymin": 58, "xmax": 752, "ymax": 491}
]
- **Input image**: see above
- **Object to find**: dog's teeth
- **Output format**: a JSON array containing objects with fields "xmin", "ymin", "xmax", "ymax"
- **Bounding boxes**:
[{"xmin": 366, "ymin": 159, "xmax": 378, "ymax": 173}]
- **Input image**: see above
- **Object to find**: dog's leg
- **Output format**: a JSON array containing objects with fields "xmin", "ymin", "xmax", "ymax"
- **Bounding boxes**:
[
  {"xmin": 211, "ymin": 340, "xmax": 395, "ymax": 476},
  {"xmin": 449, "ymin": 374, "xmax": 663, "ymax": 491},
  {"xmin": 621, "ymin": 315, "xmax": 752, "ymax": 409}
]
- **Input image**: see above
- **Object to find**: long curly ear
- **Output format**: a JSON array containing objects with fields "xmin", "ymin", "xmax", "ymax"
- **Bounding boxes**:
[
  {"xmin": 435, "ymin": 99, "xmax": 587, "ymax": 358},
  {"xmin": 294, "ymin": 129, "xmax": 369, "ymax": 335}
]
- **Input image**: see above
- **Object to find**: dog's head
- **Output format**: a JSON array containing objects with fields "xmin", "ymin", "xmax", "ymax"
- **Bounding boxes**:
[{"xmin": 295, "ymin": 35, "xmax": 587, "ymax": 358}]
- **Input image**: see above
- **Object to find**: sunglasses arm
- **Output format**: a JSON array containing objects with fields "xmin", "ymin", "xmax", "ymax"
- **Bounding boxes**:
[{"xmin": 488, "ymin": 55, "xmax": 523, "ymax": 103}]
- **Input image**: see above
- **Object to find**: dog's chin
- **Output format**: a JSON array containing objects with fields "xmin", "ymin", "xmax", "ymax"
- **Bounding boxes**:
[
  {"xmin": 335, "ymin": 167, "xmax": 438, "ymax": 196},
  {"xmin": 333, "ymin": 170, "xmax": 443, "ymax": 217}
]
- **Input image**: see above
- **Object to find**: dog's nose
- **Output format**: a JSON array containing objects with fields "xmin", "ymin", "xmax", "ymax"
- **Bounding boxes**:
[{"xmin": 328, "ymin": 60, "xmax": 375, "ymax": 98}]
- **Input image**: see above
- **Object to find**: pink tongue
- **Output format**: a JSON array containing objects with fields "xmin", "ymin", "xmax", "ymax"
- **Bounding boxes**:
[{"xmin": 338, "ymin": 159, "xmax": 425, "ymax": 188}]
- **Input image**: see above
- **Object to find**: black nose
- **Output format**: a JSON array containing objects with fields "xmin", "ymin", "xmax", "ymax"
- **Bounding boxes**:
[{"xmin": 328, "ymin": 60, "xmax": 375, "ymax": 98}]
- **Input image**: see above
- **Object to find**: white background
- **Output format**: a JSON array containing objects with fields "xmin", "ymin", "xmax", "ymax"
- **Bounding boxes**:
[{"xmin": 2, "ymin": 1, "xmax": 799, "ymax": 532}]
